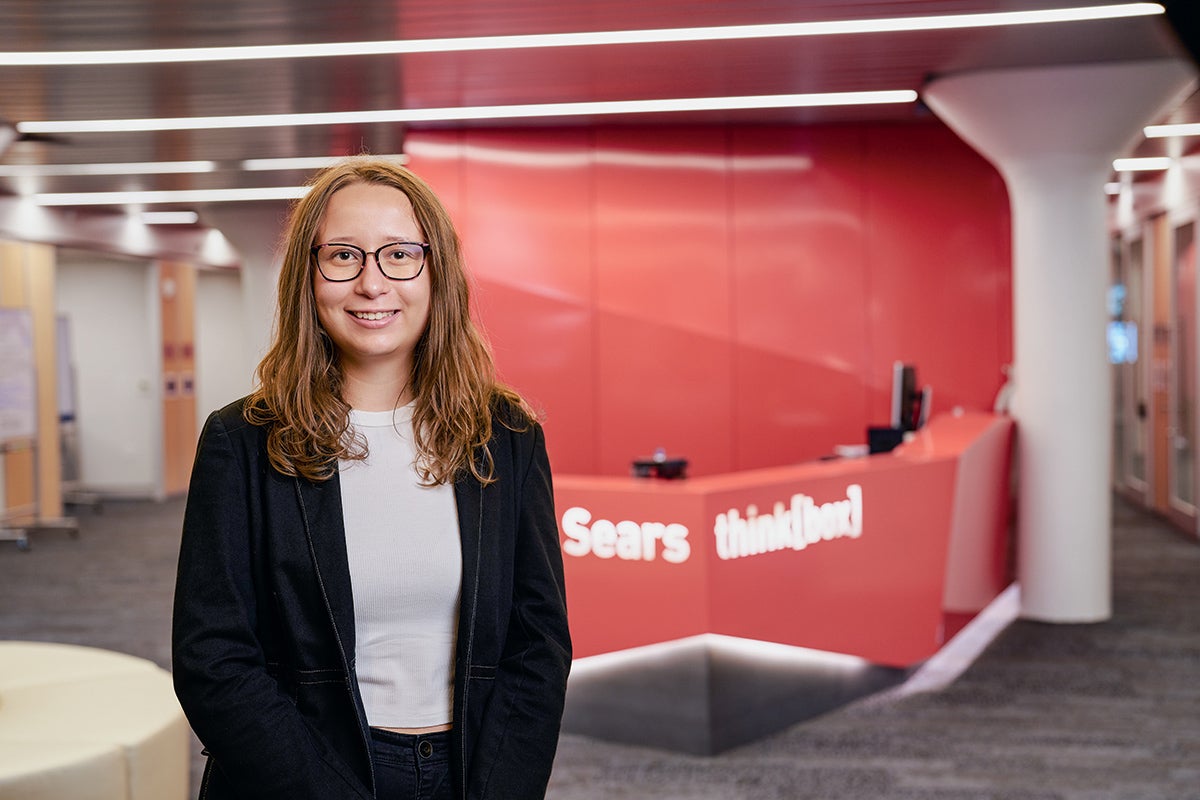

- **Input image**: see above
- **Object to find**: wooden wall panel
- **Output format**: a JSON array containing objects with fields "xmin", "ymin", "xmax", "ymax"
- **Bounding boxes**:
[
  {"xmin": 0, "ymin": 240, "xmax": 61, "ymax": 522},
  {"xmin": 160, "ymin": 261, "xmax": 197, "ymax": 496}
]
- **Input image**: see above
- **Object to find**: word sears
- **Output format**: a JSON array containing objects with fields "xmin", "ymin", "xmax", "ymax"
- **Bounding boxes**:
[{"xmin": 560, "ymin": 506, "xmax": 691, "ymax": 563}]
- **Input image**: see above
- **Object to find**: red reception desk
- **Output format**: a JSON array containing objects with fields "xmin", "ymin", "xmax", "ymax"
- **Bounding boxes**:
[{"xmin": 555, "ymin": 412, "xmax": 1014, "ymax": 668}]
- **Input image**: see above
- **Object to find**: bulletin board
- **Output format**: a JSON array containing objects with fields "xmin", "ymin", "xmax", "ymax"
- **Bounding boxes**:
[{"xmin": 0, "ymin": 307, "xmax": 37, "ymax": 442}]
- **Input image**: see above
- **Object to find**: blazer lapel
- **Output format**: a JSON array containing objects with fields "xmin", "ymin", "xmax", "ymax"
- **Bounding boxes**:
[
  {"xmin": 454, "ymin": 474, "xmax": 483, "ymax": 644},
  {"xmin": 294, "ymin": 472, "xmax": 357, "ymax": 665}
]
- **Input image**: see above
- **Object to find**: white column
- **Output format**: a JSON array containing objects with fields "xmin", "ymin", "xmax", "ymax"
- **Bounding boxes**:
[{"xmin": 924, "ymin": 59, "xmax": 1195, "ymax": 622}]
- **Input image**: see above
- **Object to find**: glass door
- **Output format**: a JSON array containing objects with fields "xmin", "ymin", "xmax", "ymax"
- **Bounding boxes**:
[
  {"xmin": 1169, "ymin": 221, "xmax": 1197, "ymax": 528},
  {"xmin": 1123, "ymin": 237, "xmax": 1149, "ymax": 493},
  {"xmin": 1111, "ymin": 237, "xmax": 1126, "ymax": 488}
]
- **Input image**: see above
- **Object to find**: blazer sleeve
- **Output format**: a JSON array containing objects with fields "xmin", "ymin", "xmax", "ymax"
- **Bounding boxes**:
[
  {"xmin": 472, "ymin": 421, "xmax": 573, "ymax": 799},
  {"xmin": 171, "ymin": 409, "xmax": 372, "ymax": 800}
]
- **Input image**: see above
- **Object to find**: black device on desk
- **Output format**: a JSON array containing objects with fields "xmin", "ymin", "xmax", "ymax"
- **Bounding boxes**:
[
  {"xmin": 866, "ymin": 426, "xmax": 906, "ymax": 454},
  {"xmin": 632, "ymin": 450, "xmax": 688, "ymax": 479}
]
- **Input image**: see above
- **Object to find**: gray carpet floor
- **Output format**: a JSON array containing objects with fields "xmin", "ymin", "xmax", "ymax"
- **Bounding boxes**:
[{"xmin": 2, "ymin": 494, "xmax": 1197, "ymax": 799}]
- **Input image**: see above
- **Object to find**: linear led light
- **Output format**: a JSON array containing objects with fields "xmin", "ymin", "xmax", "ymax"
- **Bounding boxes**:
[
  {"xmin": 0, "ymin": 157, "xmax": 405, "ymax": 176},
  {"xmin": 17, "ymin": 91, "xmax": 918, "ymax": 135},
  {"xmin": 1113, "ymin": 157, "xmax": 1173, "ymax": 172},
  {"xmin": 0, "ymin": 4, "xmax": 1164, "ymax": 65},
  {"xmin": 140, "ymin": 210, "xmax": 200, "ymax": 224},
  {"xmin": 0, "ymin": 160, "xmax": 217, "ymax": 176},
  {"xmin": 571, "ymin": 633, "xmax": 872, "ymax": 678},
  {"xmin": 240, "ymin": 154, "xmax": 408, "ymax": 170},
  {"xmin": 1144, "ymin": 122, "xmax": 1200, "ymax": 138},
  {"xmin": 35, "ymin": 186, "xmax": 310, "ymax": 206}
]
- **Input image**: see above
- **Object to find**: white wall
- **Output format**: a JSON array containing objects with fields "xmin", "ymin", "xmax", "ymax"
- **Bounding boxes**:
[
  {"xmin": 199, "ymin": 203, "xmax": 287, "ymax": 368},
  {"xmin": 195, "ymin": 268, "xmax": 255, "ymax": 430},
  {"xmin": 56, "ymin": 249, "xmax": 161, "ymax": 498}
]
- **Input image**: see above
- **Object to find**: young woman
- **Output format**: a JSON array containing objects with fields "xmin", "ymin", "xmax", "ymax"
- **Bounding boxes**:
[{"xmin": 172, "ymin": 156, "xmax": 571, "ymax": 800}]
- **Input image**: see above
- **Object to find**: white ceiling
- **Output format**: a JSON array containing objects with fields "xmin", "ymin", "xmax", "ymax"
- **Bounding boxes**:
[{"xmin": 0, "ymin": 1, "xmax": 1195, "ymax": 211}]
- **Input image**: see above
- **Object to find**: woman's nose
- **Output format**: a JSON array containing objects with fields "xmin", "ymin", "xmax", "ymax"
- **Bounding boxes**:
[{"xmin": 355, "ymin": 255, "xmax": 389, "ymax": 295}]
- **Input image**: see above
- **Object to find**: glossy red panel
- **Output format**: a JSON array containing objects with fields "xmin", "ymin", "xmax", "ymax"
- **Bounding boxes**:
[
  {"xmin": 403, "ymin": 130, "xmax": 466, "ymax": 223},
  {"xmin": 593, "ymin": 127, "xmax": 732, "ymax": 340},
  {"xmin": 729, "ymin": 125, "xmax": 873, "ymax": 467},
  {"xmin": 594, "ymin": 309, "xmax": 734, "ymax": 477},
  {"xmin": 459, "ymin": 129, "xmax": 594, "ymax": 302},
  {"xmin": 733, "ymin": 344, "xmax": 868, "ymax": 469},
  {"xmin": 404, "ymin": 121, "xmax": 1010, "ymax": 478},
  {"xmin": 704, "ymin": 458, "xmax": 957, "ymax": 665},
  {"xmin": 554, "ymin": 481, "xmax": 709, "ymax": 657},
  {"xmin": 915, "ymin": 412, "xmax": 1016, "ymax": 614},
  {"xmin": 862, "ymin": 124, "xmax": 1013, "ymax": 420},
  {"xmin": 473, "ymin": 277, "xmax": 597, "ymax": 475},
  {"xmin": 730, "ymin": 125, "xmax": 869, "ymax": 360}
]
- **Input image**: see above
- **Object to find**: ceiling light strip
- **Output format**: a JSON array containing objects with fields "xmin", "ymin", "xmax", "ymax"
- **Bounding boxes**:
[
  {"xmin": 1113, "ymin": 156, "xmax": 1173, "ymax": 171},
  {"xmin": 1144, "ymin": 122, "xmax": 1200, "ymax": 138},
  {"xmin": 141, "ymin": 210, "xmax": 200, "ymax": 224},
  {"xmin": 35, "ymin": 186, "xmax": 310, "ymax": 206},
  {"xmin": 0, "ymin": 155, "xmax": 409, "ymax": 176},
  {"xmin": 0, "ymin": 160, "xmax": 217, "ymax": 176},
  {"xmin": 0, "ymin": 4, "xmax": 1164, "ymax": 65},
  {"xmin": 240, "ymin": 154, "xmax": 408, "ymax": 170},
  {"xmin": 17, "ymin": 91, "xmax": 919, "ymax": 135}
]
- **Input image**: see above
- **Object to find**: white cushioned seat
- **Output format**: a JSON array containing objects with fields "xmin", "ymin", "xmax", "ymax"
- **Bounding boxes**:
[
  {"xmin": 0, "ymin": 741, "xmax": 126, "ymax": 800},
  {"xmin": 0, "ymin": 642, "xmax": 188, "ymax": 800}
]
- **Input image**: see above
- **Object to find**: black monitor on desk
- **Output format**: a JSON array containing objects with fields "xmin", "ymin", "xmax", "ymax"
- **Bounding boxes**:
[
  {"xmin": 868, "ymin": 362, "xmax": 931, "ymax": 454},
  {"xmin": 891, "ymin": 361, "xmax": 930, "ymax": 432}
]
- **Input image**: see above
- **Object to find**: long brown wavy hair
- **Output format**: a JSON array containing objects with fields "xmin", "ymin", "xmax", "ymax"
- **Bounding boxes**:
[{"xmin": 244, "ymin": 156, "xmax": 531, "ymax": 485}]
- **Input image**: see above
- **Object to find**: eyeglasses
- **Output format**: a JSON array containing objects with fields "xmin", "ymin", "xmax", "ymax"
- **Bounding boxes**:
[{"xmin": 311, "ymin": 241, "xmax": 430, "ymax": 282}]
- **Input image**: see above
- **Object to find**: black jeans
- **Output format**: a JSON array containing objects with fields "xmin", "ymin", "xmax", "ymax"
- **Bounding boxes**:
[{"xmin": 370, "ymin": 728, "xmax": 452, "ymax": 800}]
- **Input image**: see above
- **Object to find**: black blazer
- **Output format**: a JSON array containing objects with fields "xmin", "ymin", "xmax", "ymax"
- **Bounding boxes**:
[{"xmin": 171, "ymin": 397, "xmax": 571, "ymax": 800}]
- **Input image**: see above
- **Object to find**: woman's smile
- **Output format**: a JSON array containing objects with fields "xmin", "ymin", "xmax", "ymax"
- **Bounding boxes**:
[{"xmin": 349, "ymin": 309, "xmax": 399, "ymax": 322}]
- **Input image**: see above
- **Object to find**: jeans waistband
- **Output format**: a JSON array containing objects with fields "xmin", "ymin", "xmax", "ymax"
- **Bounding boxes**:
[{"xmin": 370, "ymin": 727, "xmax": 451, "ymax": 763}]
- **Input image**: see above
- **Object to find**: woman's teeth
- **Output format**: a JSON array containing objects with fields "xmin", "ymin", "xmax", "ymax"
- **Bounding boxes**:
[{"xmin": 352, "ymin": 311, "xmax": 395, "ymax": 321}]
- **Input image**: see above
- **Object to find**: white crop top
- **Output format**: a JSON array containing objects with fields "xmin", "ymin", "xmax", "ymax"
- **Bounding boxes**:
[{"xmin": 338, "ymin": 404, "xmax": 462, "ymax": 728}]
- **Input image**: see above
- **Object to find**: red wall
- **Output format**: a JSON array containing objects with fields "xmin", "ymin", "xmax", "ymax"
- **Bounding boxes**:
[{"xmin": 404, "ymin": 121, "xmax": 1012, "ymax": 477}]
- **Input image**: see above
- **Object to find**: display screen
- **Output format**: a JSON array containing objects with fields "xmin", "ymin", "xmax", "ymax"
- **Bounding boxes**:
[{"xmin": 1107, "ymin": 320, "xmax": 1138, "ymax": 365}]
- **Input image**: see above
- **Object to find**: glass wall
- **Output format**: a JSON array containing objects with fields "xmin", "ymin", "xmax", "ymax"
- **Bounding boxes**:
[
  {"xmin": 1126, "ymin": 238, "xmax": 1148, "ymax": 491},
  {"xmin": 1111, "ymin": 238, "xmax": 1127, "ymax": 486},
  {"xmin": 1171, "ymin": 221, "xmax": 1197, "ymax": 513},
  {"xmin": 1108, "ymin": 169, "xmax": 1199, "ymax": 541}
]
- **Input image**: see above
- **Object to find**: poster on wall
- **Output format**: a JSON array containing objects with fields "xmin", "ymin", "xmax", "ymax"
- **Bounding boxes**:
[
  {"xmin": 0, "ymin": 308, "xmax": 37, "ymax": 442},
  {"xmin": 57, "ymin": 315, "xmax": 75, "ymax": 422}
]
